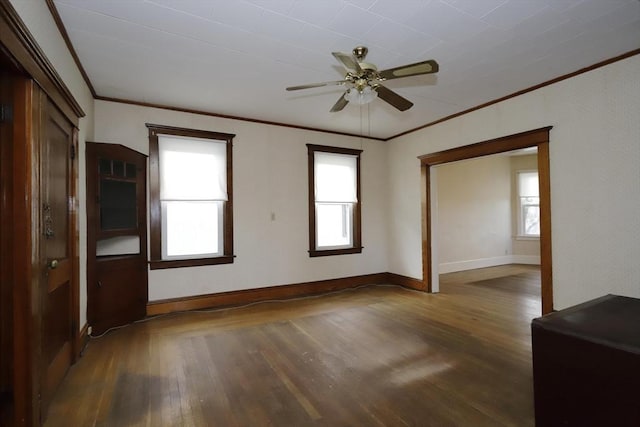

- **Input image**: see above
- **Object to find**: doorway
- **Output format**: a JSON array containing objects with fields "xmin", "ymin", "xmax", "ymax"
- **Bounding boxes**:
[{"xmin": 420, "ymin": 127, "xmax": 553, "ymax": 314}]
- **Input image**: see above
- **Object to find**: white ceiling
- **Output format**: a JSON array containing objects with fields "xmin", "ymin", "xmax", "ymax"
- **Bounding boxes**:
[{"xmin": 52, "ymin": 0, "xmax": 640, "ymax": 139}]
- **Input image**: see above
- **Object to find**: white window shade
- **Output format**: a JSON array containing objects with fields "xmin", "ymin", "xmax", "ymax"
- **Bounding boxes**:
[
  {"xmin": 518, "ymin": 171, "xmax": 539, "ymax": 197},
  {"xmin": 159, "ymin": 135, "xmax": 227, "ymax": 201},
  {"xmin": 314, "ymin": 152, "xmax": 357, "ymax": 203}
]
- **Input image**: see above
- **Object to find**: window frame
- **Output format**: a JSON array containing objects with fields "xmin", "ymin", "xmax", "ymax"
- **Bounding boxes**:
[
  {"xmin": 517, "ymin": 170, "xmax": 540, "ymax": 238},
  {"xmin": 307, "ymin": 144, "xmax": 363, "ymax": 257},
  {"xmin": 147, "ymin": 123, "xmax": 235, "ymax": 269}
]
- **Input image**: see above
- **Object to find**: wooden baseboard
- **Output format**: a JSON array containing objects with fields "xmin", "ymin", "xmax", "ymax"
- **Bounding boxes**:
[
  {"xmin": 147, "ymin": 273, "xmax": 391, "ymax": 316},
  {"xmin": 385, "ymin": 273, "xmax": 427, "ymax": 291},
  {"xmin": 147, "ymin": 272, "xmax": 428, "ymax": 316},
  {"xmin": 76, "ymin": 323, "xmax": 89, "ymax": 359}
]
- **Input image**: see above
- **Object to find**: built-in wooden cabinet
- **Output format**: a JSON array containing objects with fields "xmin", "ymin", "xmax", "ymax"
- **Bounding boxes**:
[{"xmin": 86, "ymin": 143, "xmax": 148, "ymax": 335}]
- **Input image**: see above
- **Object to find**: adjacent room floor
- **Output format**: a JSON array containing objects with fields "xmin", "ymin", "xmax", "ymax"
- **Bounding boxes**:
[{"xmin": 45, "ymin": 264, "xmax": 541, "ymax": 427}]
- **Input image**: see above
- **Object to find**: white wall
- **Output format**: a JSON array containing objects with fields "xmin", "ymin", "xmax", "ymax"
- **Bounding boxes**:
[
  {"xmin": 94, "ymin": 100, "xmax": 389, "ymax": 301},
  {"xmin": 388, "ymin": 54, "xmax": 640, "ymax": 310},
  {"xmin": 9, "ymin": 0, "xmax": 95, "ymax": 329},
  {"xmin": 436, "ymin": 155, "xmax": 512, "ymax": 273}
]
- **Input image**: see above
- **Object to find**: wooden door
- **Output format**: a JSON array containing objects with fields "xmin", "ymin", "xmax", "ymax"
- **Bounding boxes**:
[
  {"xmin": 86, "ymin": 142, "xmax": 148, "ymax": 336},
  {"xmin": 39, "ymin": 97, "xmax": 76, "ymax": 417}
]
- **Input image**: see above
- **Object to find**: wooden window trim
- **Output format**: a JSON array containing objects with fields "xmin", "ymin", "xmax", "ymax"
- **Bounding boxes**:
[
  {"xmin": 147, "ymin": 124, "xmax": 235, "ymax": 269},
  {"xmin": 307, "ymin": 144, "xmax": 363, "ymax": 257}
]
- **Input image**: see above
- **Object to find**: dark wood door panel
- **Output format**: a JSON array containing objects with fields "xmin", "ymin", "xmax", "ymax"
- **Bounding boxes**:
[
  {"xmin": 42, "ymin": 117, "xmax": 70, "ymax": 259},
  {"xmin": 40, "ymin": 98, "xmax": 75, "ymax": 419}
]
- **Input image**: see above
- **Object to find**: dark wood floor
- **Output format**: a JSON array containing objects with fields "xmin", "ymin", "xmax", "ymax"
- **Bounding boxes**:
[{"xmin": 45, "ymin": 265, "xmax": 541, "ymax": 426}]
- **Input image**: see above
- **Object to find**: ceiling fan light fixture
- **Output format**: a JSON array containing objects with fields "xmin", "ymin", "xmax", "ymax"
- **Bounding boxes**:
[
  {"xmin": 287, "ymin": 46, "xmax": 438, "ymax": 112},
  {"xmin": 345, "ymin": 85, "xmax": 377, "ymax": 105}
]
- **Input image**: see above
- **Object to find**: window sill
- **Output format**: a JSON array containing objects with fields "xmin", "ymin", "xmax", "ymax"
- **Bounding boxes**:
[
  {"xmin": 149, "ymin": 255, "xmax": 234, "ymax": 270},
  {"xmin": 515, "ymin": 236, "xmax": 540, "ymax": 241},
  {"xmin": 309, "ymin": 247, "xmax": 363, "ymax": 257}
]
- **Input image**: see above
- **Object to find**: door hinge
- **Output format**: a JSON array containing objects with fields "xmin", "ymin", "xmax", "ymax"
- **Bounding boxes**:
[
  {"xmin": 0, "ymin": 104, "xmax": 13, "ymax": 123},
  {"xmin": 70, "ymin": 144, "xmax": 76, "ymax": 160}
]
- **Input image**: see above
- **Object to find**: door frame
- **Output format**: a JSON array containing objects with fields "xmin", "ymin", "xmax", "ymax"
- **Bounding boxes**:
[
  {"xmin": 419, "ymin": 127, "xmax": 554, "ymax": 314},
  {"xmin": 1, "ymin": 46, "xmax": 22, "ymax": 426}
]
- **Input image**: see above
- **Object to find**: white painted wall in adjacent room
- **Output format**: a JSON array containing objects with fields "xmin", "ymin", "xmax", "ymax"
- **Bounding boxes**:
[
  {"xmin": 388, "ymin": 55, "xmax": 640, "ymax": 310},
  {"xmin": 436, "ymin": 155, "xmax": 512, "ymax": 274},
  {"xmin": 94, "ymin": 100, "xmax": 389, "ymax": 301}
]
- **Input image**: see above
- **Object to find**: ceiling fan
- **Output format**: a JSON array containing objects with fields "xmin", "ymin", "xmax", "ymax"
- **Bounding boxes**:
[{"xmin": 286, "ymin": 46, "xmax": 439, "ymax": 112}]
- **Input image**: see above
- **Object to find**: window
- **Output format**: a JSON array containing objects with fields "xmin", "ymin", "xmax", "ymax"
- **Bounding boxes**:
[
  {"xmin": 147, "ymin": 124, "xmax": 234, "ymax": 269},
  {"xmin": 517, "ymin": 171, "xmax": 540, "ymax": 237},
  {"xmin": 307, "ymin": 144, "xmax": 362, "ymax": 257}
]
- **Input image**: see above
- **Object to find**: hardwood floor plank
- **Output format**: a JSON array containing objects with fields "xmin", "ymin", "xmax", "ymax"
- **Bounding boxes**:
[{"xmin": 44, "ymin": 265, "xmax": 540, "ymax": 426}]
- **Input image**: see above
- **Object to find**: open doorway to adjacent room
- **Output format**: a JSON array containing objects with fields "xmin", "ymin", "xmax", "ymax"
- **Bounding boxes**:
[
  {"xmin": 435, "ymin": 147, "xmax": 541, "ymax": 320},
  {"xmin": 419, "ymin": 127, "xmax": 553, "ymax": 315}
]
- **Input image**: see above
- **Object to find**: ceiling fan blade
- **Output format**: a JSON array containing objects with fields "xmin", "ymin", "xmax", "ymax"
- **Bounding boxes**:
[
  {"xmin": 330, "ymin": 92, "xmax": 349, "ymax": 112},
  {"xmin": 332, "ymin": 52, "xmax": 362, "ymax": 73},
  {"xmin": 378, "ymin": 60, "xmax": 439, "ymax": 80},
  {"xmin": 374, "ymin": 85, "xmax": 413, "ymax": 111},
  {"xmin": 286, "ymin": 80, "xmax": 348, "ymax": 91}
]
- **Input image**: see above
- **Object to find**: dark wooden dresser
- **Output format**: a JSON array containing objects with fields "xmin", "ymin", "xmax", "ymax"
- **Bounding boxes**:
[{"xmin": 531, "ymin": 294, "xmax": 640, "ymax": 427}]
